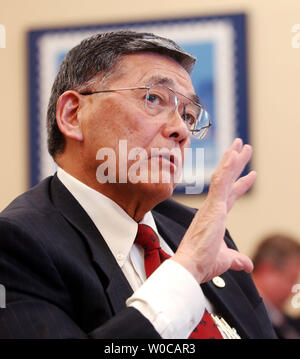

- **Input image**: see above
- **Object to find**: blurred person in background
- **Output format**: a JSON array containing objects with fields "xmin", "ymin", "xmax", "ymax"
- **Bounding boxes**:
[{"xmin": 252, "ymin": 234, "xmax": 300, "ymax": 339}]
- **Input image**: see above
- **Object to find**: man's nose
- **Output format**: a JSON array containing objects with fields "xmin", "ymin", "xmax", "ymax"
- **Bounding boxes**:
[{"xmin": 161, "ymin": 109, "xmax": 190, "ymax": 144}]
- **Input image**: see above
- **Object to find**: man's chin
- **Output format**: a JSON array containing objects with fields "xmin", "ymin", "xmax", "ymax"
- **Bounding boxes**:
[{"xmin": 130, "ymin": 181, "xmax": 176, "ymax": 201}]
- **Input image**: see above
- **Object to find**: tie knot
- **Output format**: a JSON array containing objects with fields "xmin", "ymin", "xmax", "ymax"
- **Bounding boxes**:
[{"xmin": 135, "ymin": 224, "xmax": 160, "ymax": 252}]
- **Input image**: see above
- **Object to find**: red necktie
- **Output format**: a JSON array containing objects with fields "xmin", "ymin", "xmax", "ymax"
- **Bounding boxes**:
[{"xmin": 135, "ymin": 223, "xmax": 223, "ymax": 339}]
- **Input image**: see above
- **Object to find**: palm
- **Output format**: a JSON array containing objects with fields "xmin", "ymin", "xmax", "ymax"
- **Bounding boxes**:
[{"xmin": 173, "ymin": 138, "xmax": 256, "ymax": 284}]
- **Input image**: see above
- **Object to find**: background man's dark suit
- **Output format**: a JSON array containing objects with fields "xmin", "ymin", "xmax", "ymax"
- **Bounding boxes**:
[{"xmin": 0, "ymin": 175, "xmax": 276, "ymax": 338}]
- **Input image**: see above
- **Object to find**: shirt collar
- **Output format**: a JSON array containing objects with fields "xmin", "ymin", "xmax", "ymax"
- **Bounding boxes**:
[{"xmin": 56, "ymin": 167, "xmax": 159, "ymax": 267}]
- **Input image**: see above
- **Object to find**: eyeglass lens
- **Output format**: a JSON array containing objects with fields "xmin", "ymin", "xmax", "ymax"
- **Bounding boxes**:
[{"xmin": 144, "ymin": 86, "xmax": 210, "ymax": 138}]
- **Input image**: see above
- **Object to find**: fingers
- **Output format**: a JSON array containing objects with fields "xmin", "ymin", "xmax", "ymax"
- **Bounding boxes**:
[
  {"xmin": 227, "ymin": 170, "xmax": 257, "ymax": 212},
  {"xmin": 228, "ymin": 250, "xmax": 254, "ymax": 273},
  {"xmin": 208, "ymin": 139, "xmax": 253, "ymax": 203},
  {"xmin": 216, "ymin": 138, "xmax": 243, "ymax": 171},
  {"xmin": 175, "ymin": 138, "xmax": 255, "ymax": 283},
  {"xmin": 231, "ymin": 144, "xmax": 253, "ymax": 184},
  {"xmin": 223, "ymin": 140, "xmax": 253, "ymax": 186}
]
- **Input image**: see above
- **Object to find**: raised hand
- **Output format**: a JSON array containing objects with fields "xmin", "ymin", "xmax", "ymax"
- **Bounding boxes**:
[{"xmin": 172, "ymin": 138, "xmax": 256, "ymax": 284}]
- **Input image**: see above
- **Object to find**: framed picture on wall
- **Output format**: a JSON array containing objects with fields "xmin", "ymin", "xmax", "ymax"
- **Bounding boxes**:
[{"xmin": 28, "ymin": 13, "xmax": 249, "ymax": 194}]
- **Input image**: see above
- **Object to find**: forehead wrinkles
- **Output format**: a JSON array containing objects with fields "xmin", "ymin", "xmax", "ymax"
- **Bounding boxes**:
[
  {"xmin": 109, "ymin": 53, "xmax": 192, "ymax": 86},
  {"xmin": 139, "ymin": 66, "xmax": 192, "ymax": 89},
  {"xmin": 142, "ymin": 74, "xmax": 198, "ymax": 102}
]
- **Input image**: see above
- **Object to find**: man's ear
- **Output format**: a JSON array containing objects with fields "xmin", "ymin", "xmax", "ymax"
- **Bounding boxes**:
[{"xmin": 56, "ymin": 90, "xmax": 83, "ymax": 142}]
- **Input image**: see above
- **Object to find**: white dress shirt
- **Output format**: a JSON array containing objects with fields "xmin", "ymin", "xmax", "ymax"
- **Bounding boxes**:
[{"xmin": 57, "ymin": 167, "xmax": 208, "ymax": 339}]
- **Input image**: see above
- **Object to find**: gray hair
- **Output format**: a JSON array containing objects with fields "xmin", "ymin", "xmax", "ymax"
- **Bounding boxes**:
[{"xmin": 46, "ymin": 30, "xmax": 196, "ymax": 158}]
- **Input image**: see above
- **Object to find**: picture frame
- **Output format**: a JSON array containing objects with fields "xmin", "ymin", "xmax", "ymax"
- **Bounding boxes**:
[{"xmin": 28, "ymin": 13, "xmax": 249, "ymax": 194}]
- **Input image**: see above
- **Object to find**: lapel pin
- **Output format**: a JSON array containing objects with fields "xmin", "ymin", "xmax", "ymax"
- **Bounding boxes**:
[{"xmin": 212, "ymin": 276, "xmax": 225, "ymax": 288}]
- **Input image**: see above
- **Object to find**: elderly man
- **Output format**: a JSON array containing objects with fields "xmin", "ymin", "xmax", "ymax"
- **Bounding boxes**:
[{"xmin": 0, "ymin": 31, "xmax": 276, "ymax": 339}]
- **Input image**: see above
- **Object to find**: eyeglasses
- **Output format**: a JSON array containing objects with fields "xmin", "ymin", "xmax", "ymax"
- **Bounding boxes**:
[{"xmin": 80, "ymin": 85, "xmax": 211, "ymax": 139}]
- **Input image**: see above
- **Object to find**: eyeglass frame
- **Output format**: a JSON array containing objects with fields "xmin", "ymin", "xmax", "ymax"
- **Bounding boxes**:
[{"xmin": 79, "ymin": 85, "xmax": 212, "ymax": 139}]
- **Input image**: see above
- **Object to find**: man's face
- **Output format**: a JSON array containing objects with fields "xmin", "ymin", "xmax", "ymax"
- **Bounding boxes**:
[
  {"xmin": 79, "ymin": 52, "xmax": 195, "ymax": 201},
  {"xmin": 271, "ymin": 259, "xmax": 300, "ymax": 308},
  {"xmin": 261, "ymin": 258, "xmax": 300, "ymax": 309}
]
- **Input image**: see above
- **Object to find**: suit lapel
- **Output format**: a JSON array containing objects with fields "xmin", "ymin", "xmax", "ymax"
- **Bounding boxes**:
[
  {"xmin": 50, "ymin": 175, "xmax": 263, "ymax": 338},
  {"xmin": 153, "ymin": 210, "xmax": 262, "ymax": 339},
  {"xmin": 152, "ymin": 211, "xmax": 187, "ymax": 253},
  {"xmin": 201, "ymin": 274, "xmax": 263, "ymax": 338},
  {"xmin": 50, "ymin": 175, "xmax": 133, "ymax": 314}
]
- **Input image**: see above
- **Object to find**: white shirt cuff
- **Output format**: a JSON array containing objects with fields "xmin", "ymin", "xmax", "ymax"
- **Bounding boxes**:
[{"xmin": 126, "ymin": 259, "xmax": 205, "ymax": 339}]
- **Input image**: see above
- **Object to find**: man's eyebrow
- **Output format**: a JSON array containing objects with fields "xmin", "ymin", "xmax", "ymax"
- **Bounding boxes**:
[
  {"xmin": 144, "ymin": 75, "xmax": 201, "ymax": 104},
  {"xmin": 144, "ymin": 75, "xmax": 175, "ymax": 87},
  {"xmin": 191, "ymin": 93, "xmax": 201, "ymax": 105}
]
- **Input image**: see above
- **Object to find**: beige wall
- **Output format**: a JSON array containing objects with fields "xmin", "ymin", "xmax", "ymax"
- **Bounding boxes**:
[{"xmin": 1, "ymin": 0, "xmax": 300, "ymax": 313}]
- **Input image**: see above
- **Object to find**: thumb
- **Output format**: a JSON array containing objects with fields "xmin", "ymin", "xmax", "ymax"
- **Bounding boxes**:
[{"xmin": 228, "ymin": 250, "xmax": 254, "ymax": 273}]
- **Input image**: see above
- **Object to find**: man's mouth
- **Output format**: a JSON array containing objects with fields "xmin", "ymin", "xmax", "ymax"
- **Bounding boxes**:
[
  {"xmin": 159, "ymin": 153, "xmax": 175, "ymax": 164},
  {"xmin": 149, "ymin": 149, "xmax": 182, "ymax": 174}
]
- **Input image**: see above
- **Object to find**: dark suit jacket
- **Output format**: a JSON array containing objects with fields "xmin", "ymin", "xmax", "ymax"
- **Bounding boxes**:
[{"xmin": 0, "ymin": 175, "xmax": 276, "ymax": 339}]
